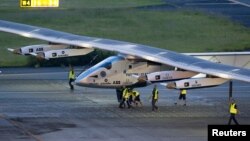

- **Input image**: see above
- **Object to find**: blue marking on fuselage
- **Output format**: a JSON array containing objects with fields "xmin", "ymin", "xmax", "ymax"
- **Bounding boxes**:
[{"xmin": 77, "ymin": 56, "xmax": 124, "ymax": 81}]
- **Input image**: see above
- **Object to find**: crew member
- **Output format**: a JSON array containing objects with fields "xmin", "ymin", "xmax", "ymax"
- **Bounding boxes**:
[
  {"xmin": 68, "ymin": 65, "xmax": 75, "ymax": 90},
  {"xmin": 175, "ymin": 89, "xmax": 187, "ymax": 106},
  {"xmin": 152, "ymin": 85, "xmax": 159, "ymax": 111},
  {"xmin": 119, "ymin": 87, "xmax": 131, "ymax": 109},
  {"xmin": 132, "ymin": 90, "xmax": 142, "ymax": 107},
  {"xmin": 128, "ymin": 88, "xmax": 134, "ymax": 105},
  {"xmin": 228, "ymin": 98, "xmax": 239, "ymax": 125}
]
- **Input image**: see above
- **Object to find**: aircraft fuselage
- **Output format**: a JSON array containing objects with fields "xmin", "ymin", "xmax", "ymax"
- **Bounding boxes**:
[{"xmin": 75, "ymin": 56, "xmax": 196, "ymax": 88}]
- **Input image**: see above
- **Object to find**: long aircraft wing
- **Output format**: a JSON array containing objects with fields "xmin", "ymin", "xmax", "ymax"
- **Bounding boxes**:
[{"xmin": 1, "ymin": 20, "xmax": 250, "ymax": 82}]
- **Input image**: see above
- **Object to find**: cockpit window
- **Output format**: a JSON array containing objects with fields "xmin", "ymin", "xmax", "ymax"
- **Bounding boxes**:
[
  {"xmin": 91, "ymin": 56, "xmax": 122, "ymax": 70},
  {"xmin": 104, "ymin": 62, "xmax": 112, "ymax": 70},
  {"xmin": 77, "ymin": 56, "xmax": 124, "ymax": 80}
]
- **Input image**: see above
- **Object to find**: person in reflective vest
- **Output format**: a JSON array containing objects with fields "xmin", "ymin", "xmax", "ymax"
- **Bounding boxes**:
[
  {"xmin": 68, "ymin": 65, "xmax": 75, "ymax": 90},
  {"xmin": 228, "ymin": 98, "xmax": 239, "ymax": 125},
  {"xmin": 128, "ymin": 88, "xmax": 134, "ymax": 105},
  {"xmin": 132, "ymin": 90, "xmax": 142, "ymax": 107},
  {"xmin": 119, "ymin": 87, "xmax": 131, "ymax": 109},
  {"xmin": 175, "ymin": 89, "xmax": 187, "ymax": 106},
  {"xmin": 152, "ymin": 85, "xmax": 159, "ymax": 111}
]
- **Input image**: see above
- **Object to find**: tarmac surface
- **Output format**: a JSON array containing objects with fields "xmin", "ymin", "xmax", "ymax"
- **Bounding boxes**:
[{"xmin": 0, "ymin": 67, "xmax": 250, "ymax": 141}]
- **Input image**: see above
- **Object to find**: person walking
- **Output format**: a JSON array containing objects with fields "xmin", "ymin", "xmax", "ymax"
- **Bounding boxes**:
[
  {"xmin": 175, "ymin": 89, "xmax": 187, "ymax": 106},
  {"xmin": 68, "ymin": 65, "xmax": 75, "ymax": 90},
  {"xmin": 228, "ymin": 98, "xmax": 239, "ymax": 125},
  {"xmin": 152, "ymin": 85, "xmax": 159, "ymax": 111},
  {"xmin": 119, "ymin": 87, "xmax": 131, "ymax": 109},
  {"xmin": 132, "ymin": 90, "xmax": 143, "ymax": 107}
]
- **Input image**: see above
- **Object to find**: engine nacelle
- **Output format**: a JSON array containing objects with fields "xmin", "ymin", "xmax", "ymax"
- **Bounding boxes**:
[
  {"xmin": 8, "ymin": 44, "xmax": 94, "ymax": 59},
  {"xmin": 166, "ymin": 77, "xmax": 228, "ymax": 89},
  {"xmin": 147, "ymin": 70, "xmax": 198, "ymax": 82},
  {"xmin": 38, "ymin": 48, "xmax": 94, "ymax": 59},
  {"xmin": 8, "ymin": 44, "xmax": 69, "ymax": 55}
]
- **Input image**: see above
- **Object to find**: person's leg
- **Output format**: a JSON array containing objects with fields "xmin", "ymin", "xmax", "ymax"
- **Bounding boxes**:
[
  {"xmin": 126, "ymin": 100, "xmax": 131, "ymax": 108},
  {"xmin": 175, "ymin": 94, "xmax": 181, "ymax": 105},
  {"xmin": 138, "ymin": 97, "xmax": 143, "ymax": 106},
  {"xmin": 71, "ymin": 82, "xmax": 74, "ymax": 90},
  {"xmin": 155, "ymin": 100, "xmax": 158, "ymax": 110},
  {"xmin": 228, "ymin": 115, "xmax": 233, "ymax": 125},
  {"xmin": 135, "ymin": 96, "xmax": 141, "ymax": 107},
  {"xmin": 152, "ymin": 100, "xmax": 155, "ymax": 111},
  {"xmin": 69, "ymin": 80, "xmax": 71, "ymax": 88},
  {"xmin": 183, "ymin": 95, "xmax": 186, "ymax": 106},
  {"xmin": 119, "ymin": 99, "xmax": 125, "ymax": 108},
  {"xmin": 129, "ymin": 96, "xmax": 133, "ymax": 105},
  {"xmin": 70, "ymin": 79, "xmax": 74, "ymax": 90},
  {"xmin": 232, "ymin": 115, "xmax": 239, "ymax": 125}
]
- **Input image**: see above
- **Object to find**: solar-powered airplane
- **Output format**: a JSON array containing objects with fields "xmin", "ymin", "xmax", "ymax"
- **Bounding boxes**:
[{"xmin": 1, "ymin": 20, "xmax": 250, "ymax": 101}]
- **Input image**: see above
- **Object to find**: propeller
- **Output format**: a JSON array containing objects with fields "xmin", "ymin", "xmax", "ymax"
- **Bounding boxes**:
[{"xmin": 132, "ymin": 74, "xmax": 152, "ymax": 84}]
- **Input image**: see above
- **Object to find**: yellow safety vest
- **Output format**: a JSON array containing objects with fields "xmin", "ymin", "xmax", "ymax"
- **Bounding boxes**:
[
  {"xmin": 133, "ymin": 91, "xmax": 139, "ymax": 97},
  {"xmin": 153, "ymin": 89, "xmax": 158, "ymax": 100},
  {"xmin": 124, "ymin": 93, "xmax": 130, "ymax": 99},
  {"xmin": 181, "ymin": 89, "xmax": 187, "ymax": 95},
  {"xmin": 69, "ymin": 70, "xmax": 75, "ymax": 79},
  {"xmin": 122, "ymin": 88, "xmax": 129, "ymax": 99},
  {"xmin": 230, "ymin": 103, "xmax": 237, "ymax": 114}
]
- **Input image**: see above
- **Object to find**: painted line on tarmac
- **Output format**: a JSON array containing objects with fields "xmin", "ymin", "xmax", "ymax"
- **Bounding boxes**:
[
  {"xmin": 0, "ymin": 114, "xmax": 44, "ymax": 141},
  {"xmin": 0, "ymin": 91, "xmax": 66, "ymax": 94},
  {"xmin": 185, "ymin": 3, "xmax": 236, "ymax": 6},
  {"xmin": 0, "ymin": 72, "xmax": 67, "ymax": 76},
  {"xmin": 1, "ymin": 90, "xmax": 249, "ymax": 94},
  {"xmin": 229, "ymin": 0, "xmax": 250, "ymax": 7}
]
